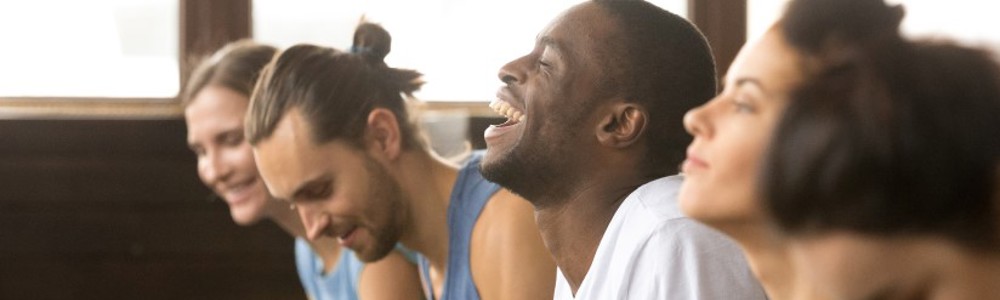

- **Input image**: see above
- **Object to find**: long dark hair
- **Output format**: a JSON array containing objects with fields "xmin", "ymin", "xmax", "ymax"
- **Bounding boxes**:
[{"xmin": 762, "ymin": 0, "xmax": 1000, "ymax": 252}]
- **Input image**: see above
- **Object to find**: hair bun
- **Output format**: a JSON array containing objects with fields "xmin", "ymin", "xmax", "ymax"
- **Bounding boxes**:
[{"xmin": 351, "ymin": 22, "xmax": 392, "ymax": 64}]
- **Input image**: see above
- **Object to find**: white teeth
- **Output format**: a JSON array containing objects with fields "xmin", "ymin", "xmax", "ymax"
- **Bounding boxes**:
[{"xmin": 490, "ymin": 99, "xmax": 526, "ymax": 122}]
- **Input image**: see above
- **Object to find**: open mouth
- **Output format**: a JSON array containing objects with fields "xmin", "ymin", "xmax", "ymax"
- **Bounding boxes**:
[
  {"xmin": 336, "ymin": 225, "xmax": 359, "ymax": 248},
  {"xmin": 221, "ymin": 178, "xmax": 257, "ymax": 204},
  {"xmin": 489, "ymin": 99, "xmax": 525, "ymax": 127}
]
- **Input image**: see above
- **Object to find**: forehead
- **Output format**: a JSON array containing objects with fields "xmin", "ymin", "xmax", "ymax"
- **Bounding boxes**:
[
  {"xmin": 541, "ymin": 3, "xmax": 618, "ymax": 57},
  {"xmin": 253, "ymin": 109, "xmax": 342, "ymax": 198},
  {"xmin": 185, "ymin": 86, "xmax": 248, "ymax": 118},
  {"xmin": 185, "ymin": 86, "xmax": 248, "ymax": 136},
  {"xmin": 726, "ymin": 29, "xmax": 803, "ymax": 94}
]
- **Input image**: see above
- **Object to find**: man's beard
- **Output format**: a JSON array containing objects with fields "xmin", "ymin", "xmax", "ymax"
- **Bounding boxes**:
[
  {"xmin": 480, "ymin": 128, "xmax": 581, "ymax": 208},
  {"xmin": 354, "ymin": 155, "xmax": 408, "ymax": 262}
]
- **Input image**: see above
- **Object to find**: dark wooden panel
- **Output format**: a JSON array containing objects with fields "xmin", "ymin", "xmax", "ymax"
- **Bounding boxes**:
[
  {"xmin": 689, "ymin": 0, "xmax": 747, "ymax": 82},
  {"xmin": 0, "ymin": 119, "xmax": 303, "ymax": 300},
  {"xmin": 179, "ymin": 0, "xmax": 252, "ymax": 87},
  {"xmin": 0, "ymin": 257, "xmax": 296, "ymax": 300}
]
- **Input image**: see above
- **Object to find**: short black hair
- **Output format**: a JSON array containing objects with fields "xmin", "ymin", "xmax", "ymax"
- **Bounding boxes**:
[
  {"xmin": 763, "ymin": 0, "xmax": 1000, "ymax": 252},
  {"xmin": 593, "ymin": 0, "xmax": 717, "ymax": 178}
]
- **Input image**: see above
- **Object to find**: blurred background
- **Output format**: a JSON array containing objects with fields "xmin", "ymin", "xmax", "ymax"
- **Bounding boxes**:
[{"xmin": 0, "ymin": 0, "xmax": 996, "ymax": 299}]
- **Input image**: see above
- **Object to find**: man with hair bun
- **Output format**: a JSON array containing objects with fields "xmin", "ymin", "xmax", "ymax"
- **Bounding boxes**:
[
  {"xmin": 248, "ymin": 22, "xmax": 556, "ymax": 300},
  {"xmin": 183, "ymin": 38, "xmax": 424, "ymax": 300}
]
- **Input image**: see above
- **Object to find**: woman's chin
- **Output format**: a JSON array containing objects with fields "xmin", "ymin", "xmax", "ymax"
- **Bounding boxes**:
[{"xmin": 229, "ymin": 205, "xmax": 266, "ymax": 226}]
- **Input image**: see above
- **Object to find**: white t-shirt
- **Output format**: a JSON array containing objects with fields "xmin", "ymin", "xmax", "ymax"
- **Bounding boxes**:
[{"xmin": 554, "ymin": 176, "xmax": 767, "ymax": 300}]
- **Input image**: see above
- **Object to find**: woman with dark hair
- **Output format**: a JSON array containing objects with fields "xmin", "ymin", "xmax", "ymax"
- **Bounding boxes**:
[
  {"xmin": 183, "ymin": 37, "xmax": 423, "ymax": 300},
  {"xmin": 681, "ymin": 0, "xmax": 1000, "ymax": 299},
  {"xmin": 678, "ymin": 19, "xmax": 827, "ymax": 300},
  {"xmin": 761, "ymin": 0, "xmax": 1000, "ymax": 299}
]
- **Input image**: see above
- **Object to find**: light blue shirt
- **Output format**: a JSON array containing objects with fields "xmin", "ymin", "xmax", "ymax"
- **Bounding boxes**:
[
  {"xmin": 295, "ymin": 239, "xmax": 421, "ymax": 300},
  {"xmin": 295, "ymin": 238, "xmax": 364, "ymax": 300}
]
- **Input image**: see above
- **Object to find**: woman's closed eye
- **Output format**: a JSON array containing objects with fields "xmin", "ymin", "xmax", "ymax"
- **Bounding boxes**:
[
  {"xmin": 220, "ymin": 130, "xmax": 245, "ymax": 146},
  {"xmin": 731, "ymin": 96, "xmax": 757, "ymax": 113}
]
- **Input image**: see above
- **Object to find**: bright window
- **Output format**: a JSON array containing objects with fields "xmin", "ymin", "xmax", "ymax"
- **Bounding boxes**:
[
  {"xmin": 748, "ymin": 0, "xmax": 1000, "ymax": 51},
  {"xmin": 253, "ymin": 0, "xmax": 687, "ymax": 102},
  {"xmin": 0, "ymin": 0, "xmax": 179, "ymax": 98}
]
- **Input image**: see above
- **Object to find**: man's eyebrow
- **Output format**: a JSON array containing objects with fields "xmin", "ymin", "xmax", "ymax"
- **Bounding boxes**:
[
  {"xmin": 539, "ymin": 36, "xmax": 557, "ymax": 49},
  {"xmin": 538, "ymin": 35, "xmax": 567, "ymax": 56},
  {"xmin": 723, "ymin": 77, "xmax": 767, "ymax": 95},
  {"xmin": 863, "ymin": 286, "xmax": 896, "ymax": 300},
  {"xmin": 290, "ymin": 173, "xmax": 332, "ymax": 200}
]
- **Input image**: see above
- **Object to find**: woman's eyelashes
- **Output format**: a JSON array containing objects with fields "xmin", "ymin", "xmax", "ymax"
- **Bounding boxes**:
[
  {"xmin": 731, "ymin": 95, "xmax": 757, "ymax": 113},
  {"xmin": 221, "ymin": 130, "xmax": 245, "ymax": 146}
]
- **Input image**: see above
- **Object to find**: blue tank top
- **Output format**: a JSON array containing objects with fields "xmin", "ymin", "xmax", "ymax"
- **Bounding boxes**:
[
  {"xmin": 295, "ymin": 238, "xmax": 364, "ymax": 300},
  {"xmin": 418, "ymin": 152, "xmax": 501, "ymax": 300},
  {"xmin": 295, "ymin": 239, "xmax": 420, "ymax": 300}
]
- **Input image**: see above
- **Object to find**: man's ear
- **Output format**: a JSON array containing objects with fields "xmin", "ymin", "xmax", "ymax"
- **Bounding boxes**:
[
  {"xmin": 596, "ymin": 103, "xmax": 646, "ymax": 148},
  {"xmin": 365, "ymin": 108, "xmax": 402, "ymax": 161}
]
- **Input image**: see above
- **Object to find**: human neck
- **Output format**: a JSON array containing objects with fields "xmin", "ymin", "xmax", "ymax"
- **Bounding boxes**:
[
  {"xmin": 533, "ymin": 171, "xmax": 647, "ymax": 294},
  {"xmin": 927, "ymin": 243, "xmax": 1000, "ymax": 299},
  {"xmin": 393, "ymin": 150, "xmax": 458, "ymax": 273},
  {"xmin": 717, "ymin": 221, "xmax": 818, "ymax": 300}
]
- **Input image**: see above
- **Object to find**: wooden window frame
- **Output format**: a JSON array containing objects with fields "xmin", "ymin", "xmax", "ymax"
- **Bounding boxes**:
[
  {"xmin": 0, "ymin": 0, "xmax": 743, "ymax": 119},
  {"xmin": 0, "ymin": 0, "xmax": 252, "ymax": 119}
]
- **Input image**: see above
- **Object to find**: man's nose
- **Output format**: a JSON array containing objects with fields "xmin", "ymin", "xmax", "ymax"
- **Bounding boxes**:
[{"xmin": 297, "ymin": 205, "xmax": 328, "ymax": 241}]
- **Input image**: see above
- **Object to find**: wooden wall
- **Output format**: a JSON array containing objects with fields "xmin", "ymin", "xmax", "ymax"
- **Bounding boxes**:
[
  {"xmin": 0, "ymin": 116, "xmax": 501, "ymax": 299},
  {"xmin": 0, "ymin": 119, "xmax": 303, "ymax": 300}
]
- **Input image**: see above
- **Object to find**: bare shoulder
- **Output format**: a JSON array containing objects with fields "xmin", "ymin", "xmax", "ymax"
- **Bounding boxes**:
[
  {"xmin": 479, "ymin": 189, "xmax": 544, "ymax": 246},
  {"xmin": 357, "ymin": 250, "xmax": 424, "ymax": 300},
  {"xmin": 470, "ymin": 189, "xmax": 556, "ymax": 300}
]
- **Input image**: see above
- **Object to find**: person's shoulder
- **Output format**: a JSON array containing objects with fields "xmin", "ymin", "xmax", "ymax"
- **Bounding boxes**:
[
  {"xmin": 625, "ymin": 176, "xmax": 743, "ymax": 258},
  {"xmin": 481, "ymin": 188, "xmax": 537, "ymax": 238},
  {"xmin": 648, "ymin": 216, "xmax": 736, "ymax": 252},
  {"xmin": 627, "ymin": 175, "xmax": 686, "ymax": 221}
]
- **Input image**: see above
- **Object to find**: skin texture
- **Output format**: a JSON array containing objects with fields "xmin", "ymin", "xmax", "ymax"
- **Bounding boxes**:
[
  {"xmin": 185, "ymin": 86, "xmax": 420, "ymax": 300},
  {"xmin": 471, "ymin": 188, "xmax": 556, "ymax": 300},
  {"xmin": 679, "ymin": 29, "xmax": 802, "ymax": 232},
  {"xmin": 482, "ymin": 2, "xmax": 655, "ymax": 294},
  {"xmin": 187, "ymin": 85, "xmax": 289, "ymax": 227},
  {"xmin": 791, "ymin": 233, "xmax": 1000, "ymax": 300},
  {"xmin": 254, "ymin": 107, "xmax": 554, "ymax": 300},
  {"xmin": 678, "ymin": 29, "xmax": 825, "ymax": 300}
]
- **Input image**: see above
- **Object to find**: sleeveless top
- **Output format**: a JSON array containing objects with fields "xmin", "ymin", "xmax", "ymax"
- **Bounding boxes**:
[
  {"xmin": 295, "ymin": 238, "xmax": 364, "ymax": 300},
  {"xmin": 295, "ymin": 239, "xmax": 420, "ymax": 300},
  {"xmin": 418, "ymin": 152, "xmax": 501, "ymax": 300}
]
